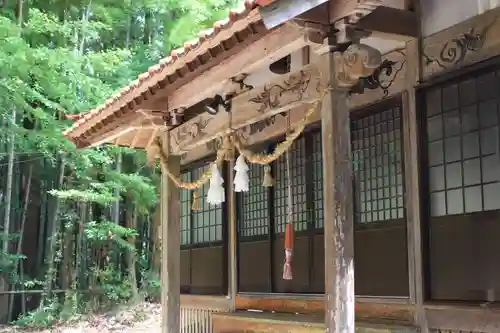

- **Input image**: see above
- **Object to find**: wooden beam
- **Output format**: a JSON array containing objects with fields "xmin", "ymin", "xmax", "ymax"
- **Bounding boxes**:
[
  {"xmin": 179, "ymin": 104, "xmax": 312, "ymax": 164},
  {"xmin": 164, "ymin": 22, "xmax": 317, "ymax": 114},
  {"xmin": 169, "ymin": 63, "xmax": 322, "ymax": 154},
  {"xmin": 329, "ymin": 0, "xmax": 382, "ymax": 24},
  {"xmin": 355, "ymin": 6, "xmax": 418, "ymax": 41},
  {"xmin": 180, "ymin": 295, "xmax": 231, "ymax": 310},
  {"xmin": 235, "ymin": 295, "xmax": 415, "ymax": 323},
  {"xmin": 88, "ymin": 126, "xmax": 136, "ymax": 148},
  {"xmin": 295, "ymin": 2, "xmax": 329, "ymax": 25},
  {"xmin": 85, "ymin": 111, "xmax": 144, "ymax": 147},
  {"xmin": 425, "ymin": 306, "xmax": 500, "ymax": 332},
  {"xmin": 258, "ymin": 0, "xmax": 329, "ymax": 29},
  {"xmin": 160, "ymin": 131, "xmax": 181, "ymax": 333},
  {"xmin": 421, "ymin": 6, "xmax": 500, "ymax": 80},
  {"xmin": 177, "ymin": 47, "xmax": 404, "ymax": 164},
  {"xmin": 84, "ymin": 110, "xmax": 165, "ymax": 147}
]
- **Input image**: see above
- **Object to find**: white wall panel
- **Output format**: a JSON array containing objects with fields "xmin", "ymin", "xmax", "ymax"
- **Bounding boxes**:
[{"xmin": 421, "ymin": 0, "xmax": 500, "ymax": 36}]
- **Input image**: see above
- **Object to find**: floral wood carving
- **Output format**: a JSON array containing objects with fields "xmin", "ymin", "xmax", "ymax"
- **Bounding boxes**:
[
  {"xmin": 173, "ymin": 117, "xmax": 210, "ymax": 146},
  {"xmin": 237, "ymin": 112, "xmax": 287, "ymax": 142},
  {"xmin": 249, "ymin": 71, "xmax": 310, "ymax": 113},
  {"xmin": 350, "ymin": 50, "xmax": 406, "ymax": 97},
  {"xmin": 231, "ymin": 73, "xmax": 254, "ymax": 93},
  {"xmin": 205, "ymin": 137, "xmax": 223, "ymax": 153},
  {"xmin": 248, "ymin": 112, "xmax": 287, "ymax": 135},
  {"xmin": 423, "ymin": 17, "xmax": 497, "ymax": 69},
  {"xmin": 335, "ymin": 43, "xmax": 382, "ymax": 88}
]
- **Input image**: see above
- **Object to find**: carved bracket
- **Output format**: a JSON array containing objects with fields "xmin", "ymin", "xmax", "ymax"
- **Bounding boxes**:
[
  {"xmin": 231, "ymin": 74, "xmax": 254, "ymax": 93},
  {"xmin": 350, "ymin": 51, "xmax": 406, "ymax": 97},
  {"xmin": 334, "ymin": 43, "xmax": 382, "ymax": 88},
  {"xmin": 205, "ymin": 94, "xmax": 232, "ymax": 115},
  {"xmin": 165, "ymin": 107, "xmax": 185, "ymax": 127}
]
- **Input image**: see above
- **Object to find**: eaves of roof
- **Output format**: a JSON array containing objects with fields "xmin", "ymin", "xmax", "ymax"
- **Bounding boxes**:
[{"xmin": 63, "ymin": 0, "xmax": 266, "ymax": 143}]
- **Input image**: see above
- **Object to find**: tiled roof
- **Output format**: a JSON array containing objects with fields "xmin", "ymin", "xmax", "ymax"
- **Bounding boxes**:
[{"xmin": 63, "ymin": 0, "xmax": 265, "ymax": 141}]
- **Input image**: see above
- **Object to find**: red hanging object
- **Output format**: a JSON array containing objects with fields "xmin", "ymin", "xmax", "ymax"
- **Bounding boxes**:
[
  {"xmin": 283, "ymin": 222, "xmax": 294, "ymax": 280},
  {"xmin": 282, "ymin": 118, "xmax": 294, "ymax": 281}
]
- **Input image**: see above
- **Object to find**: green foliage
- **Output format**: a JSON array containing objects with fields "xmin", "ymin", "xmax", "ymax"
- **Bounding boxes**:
[
  {"xmin": 140, "ymin": 270, "xmax": 161, "ymax": 301},
  {"xmin": 50, "ymin": 187, "xmax": 118, "ymax": 205},
  {"xmin": 14, "ymin": 296, "xmax": 61, "ymax": 328},
  {"xmin": 0, "ymin": 0, "xmax": 239, "ymax": 327},
  {"xmin": 93, "ymin": 265, "xmax": 134, "ymax": 303},
  {"xmin": 0, "ymin": 233, "xmax": 26, "ymax": 283},
  {"xmin": 85, "ymin": 220, "xmax": 138, "ymax": 252}
]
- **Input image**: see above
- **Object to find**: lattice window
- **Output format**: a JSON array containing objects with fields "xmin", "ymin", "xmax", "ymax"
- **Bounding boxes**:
[
  {"xmin": 351, "ymin": 106, "xmax": 405, "ymax": 224},
  {"xmin": 239, "ymin": 162, "xmax": 269, "ymax": 238},
  {"xmin": 191, "ymin": 165, "xmax": 223, "ymax": 244},
  {"xmin": 426, "ymin": 73, "xmax": 500, "ymax": 215},
  {"xmin": 179, "ymin": 164, "xmax": 224, "ymax": 247},
  {"xmin": 180, "ymin": 172, "xmax": 192, "ymax": 246},
  {"xmin": 310, "ymin": 132, "xmax": 324, "ymax": 229},
  {"xmin": 274, "ymin": 136, "xmax": 308, "ymax": 233}
]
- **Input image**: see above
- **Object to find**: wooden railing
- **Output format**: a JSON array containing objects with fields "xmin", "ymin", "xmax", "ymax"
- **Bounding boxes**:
[{"xmin": 180, "ymin": 295, "xmax": 231, "ymax": 333}]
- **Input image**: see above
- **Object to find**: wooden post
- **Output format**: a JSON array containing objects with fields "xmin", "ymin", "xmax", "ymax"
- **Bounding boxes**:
[
  {"xmin": 320, "ymin": 43, "xmax": 382, "ymax": 333},
  {"xmin": 404, "ymin": 37, "xmax": 427, "ymax": 332},
  {"xmin": 321, "ymin": 52, "xmax": 355, "ymax": 333},
  {"xmin": 228, "ymin": 158, "xmax": 238, "ymax": 310},
  {"xmin": 160, "ymin": 131, "xmax": 181, "ymax": 333}
]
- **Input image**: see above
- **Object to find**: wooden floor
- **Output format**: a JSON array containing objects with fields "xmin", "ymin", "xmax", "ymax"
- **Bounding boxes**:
[{"xmin": 212, "ymin": 311, "xmax": 419, "ymax": 333}]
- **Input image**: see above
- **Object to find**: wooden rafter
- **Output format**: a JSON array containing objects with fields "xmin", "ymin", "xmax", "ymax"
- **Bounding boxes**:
[
  {"xmin": 169, "ymin": 62, "xmax": 323, "ymax": 154},
  {"xmin": 355, "ymin": 6, "xmax": 418, "ymax": 41},
  {"xmin": 155, "ymin": 22, "xmax": 323, "ymax": 115},
  {"xmin": 329, "ymin": 0, "xmax": 383, "ymax": 25},
  {"xmin": 85, "ymin": 110, "xmax": 165, "ymax": 148}
]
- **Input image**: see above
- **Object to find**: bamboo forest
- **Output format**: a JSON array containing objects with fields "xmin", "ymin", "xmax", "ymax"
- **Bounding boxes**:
[{"xmin": 0, "ymin": 0, "xmax": 239, "ymax": 330}]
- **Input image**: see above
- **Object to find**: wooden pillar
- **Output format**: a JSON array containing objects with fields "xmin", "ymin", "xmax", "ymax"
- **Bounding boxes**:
[
  {"xmin": 404, "ymin": 37, "xmax": 427, "ymax": 332},
  {"xmin": 160, "ymin": 131, "xmax": 181, "ymax": 333},
  {"xmin": 228, "ymin": 158, "xmax": 238, "ymax": 310},
  {"xmin": 320, "ymin": 43, "xmax": 382, "ymax": 333},
  {"xmin": 321, "ymin": 52, "xmax": 355, "ymax": 333}
]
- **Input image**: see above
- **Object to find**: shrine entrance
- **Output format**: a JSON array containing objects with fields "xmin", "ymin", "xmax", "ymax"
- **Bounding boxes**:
[{"xmin": 236, "ymin": 129, "xmax": 325, "ymax": 294}]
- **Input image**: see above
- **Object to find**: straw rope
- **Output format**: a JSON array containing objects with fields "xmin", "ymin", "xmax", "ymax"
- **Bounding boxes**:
[
  {"xmin": 232, "ymin": 92, "xmax": 325, "ymax": 165},
  {"xmin": 155, "ymin": 137, "xmax": 226, "ymax": 190},
  {"xmin": 155, "ymin": 89, "xmax": 327, "ymax": 189}
]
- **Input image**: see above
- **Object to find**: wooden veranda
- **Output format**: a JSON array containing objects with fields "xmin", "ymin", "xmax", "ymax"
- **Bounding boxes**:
[{"xmin": 65, "ymin": 1, "xmax": 500, "ymax": 333}]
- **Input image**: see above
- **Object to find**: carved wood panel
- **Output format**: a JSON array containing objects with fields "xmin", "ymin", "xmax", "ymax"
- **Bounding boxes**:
[
  {"xmin": 170, "ymin": 63, "xmax": 323, "ymax": 155},
  {"xmin": 422, "ymin": 7, "xmax": 500, "ymax": 80}
]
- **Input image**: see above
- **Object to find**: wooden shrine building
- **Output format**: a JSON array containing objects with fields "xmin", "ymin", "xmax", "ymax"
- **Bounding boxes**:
[{"xmin": 64, "ymin": 0, "xmax": 500, "ymax": 332}]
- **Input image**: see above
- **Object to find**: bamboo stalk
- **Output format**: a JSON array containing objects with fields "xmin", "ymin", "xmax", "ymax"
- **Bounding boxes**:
[
  {"xmin": 7, "ymin": 164, "xmax": 32, "ymax": 321},
  {"xmin": 41, "ymin": 157, "xmax": 66, "ymax": 305}
]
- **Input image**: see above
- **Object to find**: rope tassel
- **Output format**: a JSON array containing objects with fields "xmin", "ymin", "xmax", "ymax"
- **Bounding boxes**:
[
  {"xmin": 262, "ymin": 165, "xmax": 274, "ymax": 187},
  {"xmin": 207, "ymin": 163, "xmax": 225, "ymax": 206},
  {"xmin": 191, "ymin": 191, "xmax": 201, "ymax": 211},
  {"xmin": 234, "ymin": 155, "xmax": 249, "ymax": 192}
]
